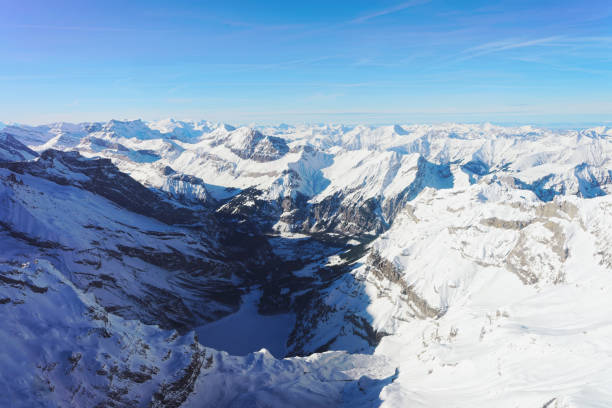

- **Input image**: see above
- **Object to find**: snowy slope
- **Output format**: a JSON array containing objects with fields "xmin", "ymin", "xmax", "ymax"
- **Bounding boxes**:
[
  {"xmin": 0, "ymin": 132, "xmax": 38, "ymax": 162},
  {"xmin": 363, "ymin": 185, "xmax": 612, "ymax": 407}
]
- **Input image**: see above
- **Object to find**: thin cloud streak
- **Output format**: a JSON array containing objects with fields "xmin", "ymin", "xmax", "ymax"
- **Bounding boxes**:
[
  {"xmin": 349, "ymin": 0, "xmax": 431, "ymax": 24},
  {"xmin": 456, "ymin": 36, "xmax": 565, "ymax": 61},
  {"xmin": 286, "ymin": 0, "xmax": 431, "ymax": 40},
  {"xmin": 454, "ymin": 36, "xmax": 612, "ymax": 62},
  {"xmin": 7, "ymin": 24, "xmax": 175, "ymax": 33},
  {"xmin": 466, "ymin": 37, "xmax": 565, "ymax": 53}
]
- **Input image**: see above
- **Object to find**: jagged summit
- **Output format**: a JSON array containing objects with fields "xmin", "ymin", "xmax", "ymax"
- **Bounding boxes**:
[{"xmin": 221, "ymin": 127, "xmax": 289, "ymax": 162}]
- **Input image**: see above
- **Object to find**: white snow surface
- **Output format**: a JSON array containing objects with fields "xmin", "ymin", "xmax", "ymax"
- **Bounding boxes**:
[{"xmin": 360, "ymin": 188, "xmax": 612, "ymax": 407}]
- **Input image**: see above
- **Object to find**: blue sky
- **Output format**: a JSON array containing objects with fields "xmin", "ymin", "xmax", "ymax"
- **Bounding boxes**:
[{"xmin": 1, "ymin": 0, "xmax": 611, "ymax": 126}]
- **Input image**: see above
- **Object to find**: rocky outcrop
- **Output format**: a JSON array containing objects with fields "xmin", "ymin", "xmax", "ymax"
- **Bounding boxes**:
[
  {"xmin": 162, "ymin": 172, "xmax": 212, "ymax": 204},
  {"xmin": 308, "ymin": 193, "xmax": 386, "ymax": 235},
  {"xmin": 367, "ymin": 250, "xmax": 441, "ymax": 319},
  {"xmin": 151, "ymin": 342, "xmax": 211, "ymax": 408},
  {"xmin": 224, "ymin": 128, "xmax": 289, "ymax": 162}
]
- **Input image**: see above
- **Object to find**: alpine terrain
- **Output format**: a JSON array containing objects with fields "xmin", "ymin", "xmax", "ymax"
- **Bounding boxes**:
[{"xmin": 2, "ymin": 119, "xmax": 612, "ymax": 407}]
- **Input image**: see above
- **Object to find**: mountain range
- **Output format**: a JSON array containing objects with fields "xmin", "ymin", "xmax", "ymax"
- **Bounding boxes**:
[{"xmin": 2, "ymin": 119, "xmax": 612, "ymax": 407}]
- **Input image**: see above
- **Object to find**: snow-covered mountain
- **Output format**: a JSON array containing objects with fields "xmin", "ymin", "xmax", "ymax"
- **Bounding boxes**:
[
  {"xmin": 0, "ymin": 132, "xmax": 38, "ymax": 162},
  {"xmin": 2, "ymin": 119, "xmax": 612, "ymax": 407}
]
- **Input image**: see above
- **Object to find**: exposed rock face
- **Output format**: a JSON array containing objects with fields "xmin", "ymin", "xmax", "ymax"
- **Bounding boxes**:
[
  {"xmin": 224, "ymin": 128, "xmax": 289, "ymax": 162},
  {"xmin": 151, "ymin": 343, "xmax": 211, "ymax": 408},
  {"xmin": 162, "ymin": 172, "xmax": 212, "ymax": 204},
  {"xmin": 218, "ymin": 187, "xmax": 386, "ymax": 237},
  {"xmin": 309, "ymin": 193, "xmax": 385, "ymax": 235},
  {"xmin": 367, "ymin": 250, "xmax": 441, "ymax": 319}
]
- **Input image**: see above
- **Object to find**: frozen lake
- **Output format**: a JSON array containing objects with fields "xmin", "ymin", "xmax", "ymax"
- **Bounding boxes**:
[{"xmin": 195, "ymin": 289, "xmax": 295, "ymax": 358}]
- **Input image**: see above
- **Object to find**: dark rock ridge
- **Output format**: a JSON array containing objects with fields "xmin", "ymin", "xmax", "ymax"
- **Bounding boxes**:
[
  {"xmin": 151, "ymin": 342, "xmax": 211, "ymax": 408},
  {"xmin": 367, "ymin": 250, "xmax": 442, "ymax": 319}
]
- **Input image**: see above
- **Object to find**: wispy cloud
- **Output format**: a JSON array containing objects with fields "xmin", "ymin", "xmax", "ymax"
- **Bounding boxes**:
[
  {"xmin": 349, "ymin": 0, "xmax": 431, "ymax": 24},
  {"xmin": 468, "ymin": 37, "xmax": 564, "ymax": 53},
  {"xmin": 509, "ymin": 55, "xmax": 612, "ymax": 75},
  {"xmin": 216, "ymin": 56, "xmax": 333, "ymax": 73},
  {"xmin": 142, "ymin": 9, "xmax": 304, "ymax": 32},
  {"xmin": 0, "ymin": 74, "xmax": 60, "ymax": 81},
  {"xmin": 8, "ymin": 24, "xmax": 172, "ymax": 33},
  {"xmin": 453, "ymin": 35, "xmax": 612, "ymax": 62},
  {"xmin": 217, "ymin": 20, "xmax": 303, "ymax": 31},
  {"xmin": 284, "ymin": 1, "xmax": 431, "ymax": 42},
  {"xmin": 457, "ymin": 36, "xmax": 564, "ymax": 61}
]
